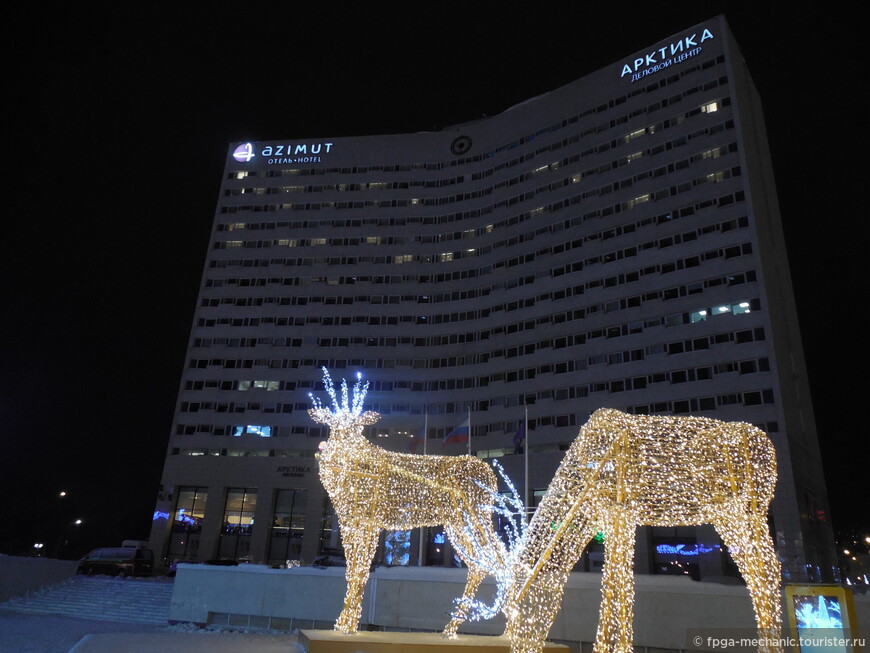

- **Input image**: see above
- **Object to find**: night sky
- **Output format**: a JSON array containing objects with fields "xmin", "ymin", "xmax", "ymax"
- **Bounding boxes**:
[{"xmin": 3, "ymin": 3, "xmax": 864, "ymax": 557}]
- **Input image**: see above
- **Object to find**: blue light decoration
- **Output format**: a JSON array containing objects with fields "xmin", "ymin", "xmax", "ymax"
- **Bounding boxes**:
[
  {"xmin": 152, "ymin": 511, "xmax": 170, "ymax": 521},
  {"xmin": 433, "ymin": 533, "xmax": 446, "ymax": 545},
  {"xmin": 384, "ymin": 530, "xmax": 411, "ymax": 566},
  {"xmin": 447, "ymin": 459, "xmax": 528, "ymax": 622},
  {"xmin": 655, "ymin": 543, "xmax": 721, "ymax": 556}
]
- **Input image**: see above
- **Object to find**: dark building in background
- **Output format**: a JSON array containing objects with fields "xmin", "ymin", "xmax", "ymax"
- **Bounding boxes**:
[{"xmin": 149, "ymin": 16, "xmax": 837, "ymax": 583}]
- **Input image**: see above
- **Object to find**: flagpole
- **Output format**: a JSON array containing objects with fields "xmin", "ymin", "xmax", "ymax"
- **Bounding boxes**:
[
  {"xmin": 524, "ymin": 405, "xmax": 529, "ymax": 517},
  {"xmin": 419, "ymin": 408, "xmax": 428, "ymax": 567},
  {"xmin": 467, "ymin": 405, "xmax": 472, "ymax": 456}
]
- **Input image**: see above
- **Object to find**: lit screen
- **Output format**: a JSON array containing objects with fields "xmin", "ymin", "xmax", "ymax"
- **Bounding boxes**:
[{"xmin": 793, "ymin": 594, "xmax": 848, "ymax": 653}]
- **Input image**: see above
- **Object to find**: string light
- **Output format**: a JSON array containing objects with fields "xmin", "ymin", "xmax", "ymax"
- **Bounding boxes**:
[
  {"xmin": 448, "ymin": 459, "xmax": 528, "ymax": 622},
  {"xmin": 503, "ymin": 408, "xmax": 782, "ymax": 653},
  {"xmin": 309, "ymin": 368, "xmax": 509, "ymax": 636}
]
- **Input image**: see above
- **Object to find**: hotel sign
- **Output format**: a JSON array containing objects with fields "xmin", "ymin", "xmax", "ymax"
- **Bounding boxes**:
[
  {"xmin": 232, "ymin": 141, "xmax": 334, "ymax": 166},
  {"xmin": 620, "ymin": 28, "xmax": 714, "ymax": 83},
  {"xmin": 277, "ymin": 464, "xmax": 312, "ymax": 478}
]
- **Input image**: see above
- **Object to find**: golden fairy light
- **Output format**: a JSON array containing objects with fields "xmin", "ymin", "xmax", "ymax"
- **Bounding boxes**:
[
  {"xmin": 503, "ymin": 408, "xmax": 782, "ymax": 653},
  {"xmin": 309, "ymin": 368, "xmax": 509, "ymax": 636}
]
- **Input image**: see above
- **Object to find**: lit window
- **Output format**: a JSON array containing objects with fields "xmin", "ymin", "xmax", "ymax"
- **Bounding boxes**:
[
  {"xmin": 702, "ymin": 101, "xmax": 719, "ymax": 113},
  {"xmin": 625, "ymin": 128, "xmax": 646, "ymax": 143},
  {"xmin": 233, "ymin": 425, "xmax": 272, "ymax": 437}
]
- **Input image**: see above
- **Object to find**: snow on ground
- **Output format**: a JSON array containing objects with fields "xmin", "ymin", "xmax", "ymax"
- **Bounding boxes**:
[
  {"xmin": 0, "ymin": 611, "xmax": 303, "ymax": 653},
  {"xmin": 0, "ymin": 612, "xmax": 166, "ymax": 653}
]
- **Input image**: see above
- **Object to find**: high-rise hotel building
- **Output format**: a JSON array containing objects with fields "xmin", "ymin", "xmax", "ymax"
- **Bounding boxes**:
[{"xmin": 150, "ymin": 16, "xmax": 837, "ymax": 583}]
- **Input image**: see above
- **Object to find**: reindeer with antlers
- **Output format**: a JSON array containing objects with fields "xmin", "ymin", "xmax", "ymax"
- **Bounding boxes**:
[
  {"xmin": 503, "ymin": 408, "xmax": 782, "ymax": 653},
  {"xmin": 309, "ymin": 369, "xmax": 509, "ymax": 636}
]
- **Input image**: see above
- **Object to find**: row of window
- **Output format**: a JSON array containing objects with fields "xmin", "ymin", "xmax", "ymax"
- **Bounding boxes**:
[
  {"xmin": 168, "ymin": 487, "xmax": 307, "ymax": 564},
  {"xmin": 211, "ymin": 218, "xmax": 747, "ymax": 296},
  {"xmin": 208, "ymin": 185, "xmax": 745, "ymax": 281},
  {"xmin": 197, "ymin": 273, "xmax": 757, "ymax": 350},
  {"xmin": 173, "ymin": 384, "xmax": 778, "ymax": 443},
  {"xmin": 191, "ymin": 300, "xmax": 758, "ymax": 370},
  {"xmin": 212, "ymin": 206, "xmax": 742, "ymax": 285},
  {"xmin": 213, "ymin": 189, "xmax": 736, "ymax": 268},
  {"xmin": 217, "ymin": 151, "xmax": 739, "ymax": 224},
  {"xmin": 202, "ymin": 243, "xmax": 753, "ymax": 311},
  {"xmin": 180, "ymin": 356, "xmax": 771, "ymax": 420},
  {"xmin": 187, "ymin": 322, "xmax": 766, "ymax": 377}
]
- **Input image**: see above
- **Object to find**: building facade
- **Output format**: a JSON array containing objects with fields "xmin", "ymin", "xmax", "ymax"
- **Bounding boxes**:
[{"xmin": 149, "ymin": 16, "xmax": 837, "ymax": 582}]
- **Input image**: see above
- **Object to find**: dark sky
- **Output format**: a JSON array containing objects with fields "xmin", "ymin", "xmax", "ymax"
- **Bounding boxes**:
[{"xmin": 3, "ymin": 3, "xmax": 864, "ymax": 555}]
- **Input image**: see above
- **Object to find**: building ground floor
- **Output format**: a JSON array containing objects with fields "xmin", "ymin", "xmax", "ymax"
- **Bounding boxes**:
[{"xmin": 148, "ymin": 453, "xmax": 747, "ymax": 582}]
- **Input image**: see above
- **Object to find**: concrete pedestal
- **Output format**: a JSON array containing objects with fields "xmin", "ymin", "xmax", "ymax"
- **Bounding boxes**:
[{"xmin": 298, "ymin": 630, "xmax": 569, "ymax": 653}]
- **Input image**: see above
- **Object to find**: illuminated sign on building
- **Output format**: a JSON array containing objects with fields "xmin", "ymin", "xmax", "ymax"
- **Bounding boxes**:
[
  {"xmin": 232, "ymin": 143, "xmax": 255, "ymax": 162},
  {"xmin": 232, "ymin": 141, "xmax": 335, "ymax": 165},
  {"xmin": 620, "ymin": 28, "xmax": 714, "ymax": 82}
]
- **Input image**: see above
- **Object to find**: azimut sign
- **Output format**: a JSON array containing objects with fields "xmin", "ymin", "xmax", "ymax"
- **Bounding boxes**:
[
  {"xmin": 620, "ymin": 28, "xmax": 714, "ymax": 82},
  {"xmin": 231, "ymin": 141, "xmax": 335, "ymax": 165}
]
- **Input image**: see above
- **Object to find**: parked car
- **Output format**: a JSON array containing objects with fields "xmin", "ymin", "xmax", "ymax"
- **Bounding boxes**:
[
  {"xmin": 77, "ymin": 547, "xmax": 154, "ymax": 578},
  {"xmin": 313, "ymin": 547, "xmax": 346, "ymax": 568}
]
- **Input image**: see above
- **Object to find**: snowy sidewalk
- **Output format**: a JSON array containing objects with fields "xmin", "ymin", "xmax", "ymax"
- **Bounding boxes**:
[
  {"xmin": 69, "ymin": 630, "xmax": 301, "ymax": 652},
  {"xmin": 0, "ymin": 611, "xmax": 301, "ymax": 653}
]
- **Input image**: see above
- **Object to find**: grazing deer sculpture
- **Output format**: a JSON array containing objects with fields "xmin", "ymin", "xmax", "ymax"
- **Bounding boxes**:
[
  {"xmin": 309, "ymin": 369, "xmax": 508, "ymax": 636},
  {"xmin": 504, "ymin": 408, "xmax": 782, "ymax": 653}
]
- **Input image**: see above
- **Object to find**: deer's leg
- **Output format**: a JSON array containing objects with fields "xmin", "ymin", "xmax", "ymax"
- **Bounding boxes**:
[
  {"xmin": 443, "ymin": 565, "xmax": 486, "ymax": 638},
  {"xmin": 335, "ymin": 523, "xmax": 379, "ymax": 634},
  {"xmin": 506, "ymin": 520, "xmax": 596, "ymax": 653},
  {"xmin": 713, "ymin": 509, "xmax": 782, "ymax": 653},
  {"xmin": 592, "ymin": 512, "xmax": 636, "ymax": 653},
  {"xmin": 442, "ymin": 515, "xmax": 492, "ymax": 637}
]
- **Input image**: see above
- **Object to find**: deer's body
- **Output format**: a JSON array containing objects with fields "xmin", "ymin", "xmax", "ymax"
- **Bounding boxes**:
[
  {"xmin": 311, "ymin": 406, "xmax": 505, "ymax": 636},
  {"xmin": 504, "ymin": 408, "xmax": 781, "ymax": 653}
]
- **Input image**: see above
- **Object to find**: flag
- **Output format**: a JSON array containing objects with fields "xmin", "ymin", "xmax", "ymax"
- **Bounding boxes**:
[
  {"xmin": 407, "ymin": 424, "xmax": 426, "ymax": 454},
  {"xmin": 442, "ymin": 419, "xmax": 469, "ymax": 447},
  {"xmin": 513, "ymin": 421, "xmax": 526, "ymax": 454}
]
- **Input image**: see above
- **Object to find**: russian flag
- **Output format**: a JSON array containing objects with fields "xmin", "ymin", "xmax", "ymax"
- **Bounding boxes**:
[{"xmin": 442, "ymin": 419, "xmax": 470, "ymax": 447}]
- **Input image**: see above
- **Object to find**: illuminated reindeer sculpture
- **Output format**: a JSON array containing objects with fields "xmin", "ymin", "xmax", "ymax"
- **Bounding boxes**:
[
  {"xmin": 504, "ymin": 408, "xmax": 782, "ymax": 653},
  {"xmin": 309, "ymin": 369, "xmax": 509, "ymax": 636}
]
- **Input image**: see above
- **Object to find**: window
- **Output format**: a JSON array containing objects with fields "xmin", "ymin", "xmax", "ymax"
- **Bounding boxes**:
[
  {"xmin": 168, "ymin": 487, "xmax": 208, "ymax": 563},
  {"xmin": 233, "ymin": 425, "xmax": 272, "ymax": 437},
  {"xmin": 268, "ymin": 489, "xmax": 307, "ymax": 564},
  {"xmin": 220, "ymin": 488, "xmax": 257, "ymax": 561}
]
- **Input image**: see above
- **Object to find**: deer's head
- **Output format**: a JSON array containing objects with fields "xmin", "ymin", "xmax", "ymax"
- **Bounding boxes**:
[{"xmin": 308, "ymin": 368, "xmax": 380, "ymax": 440}]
